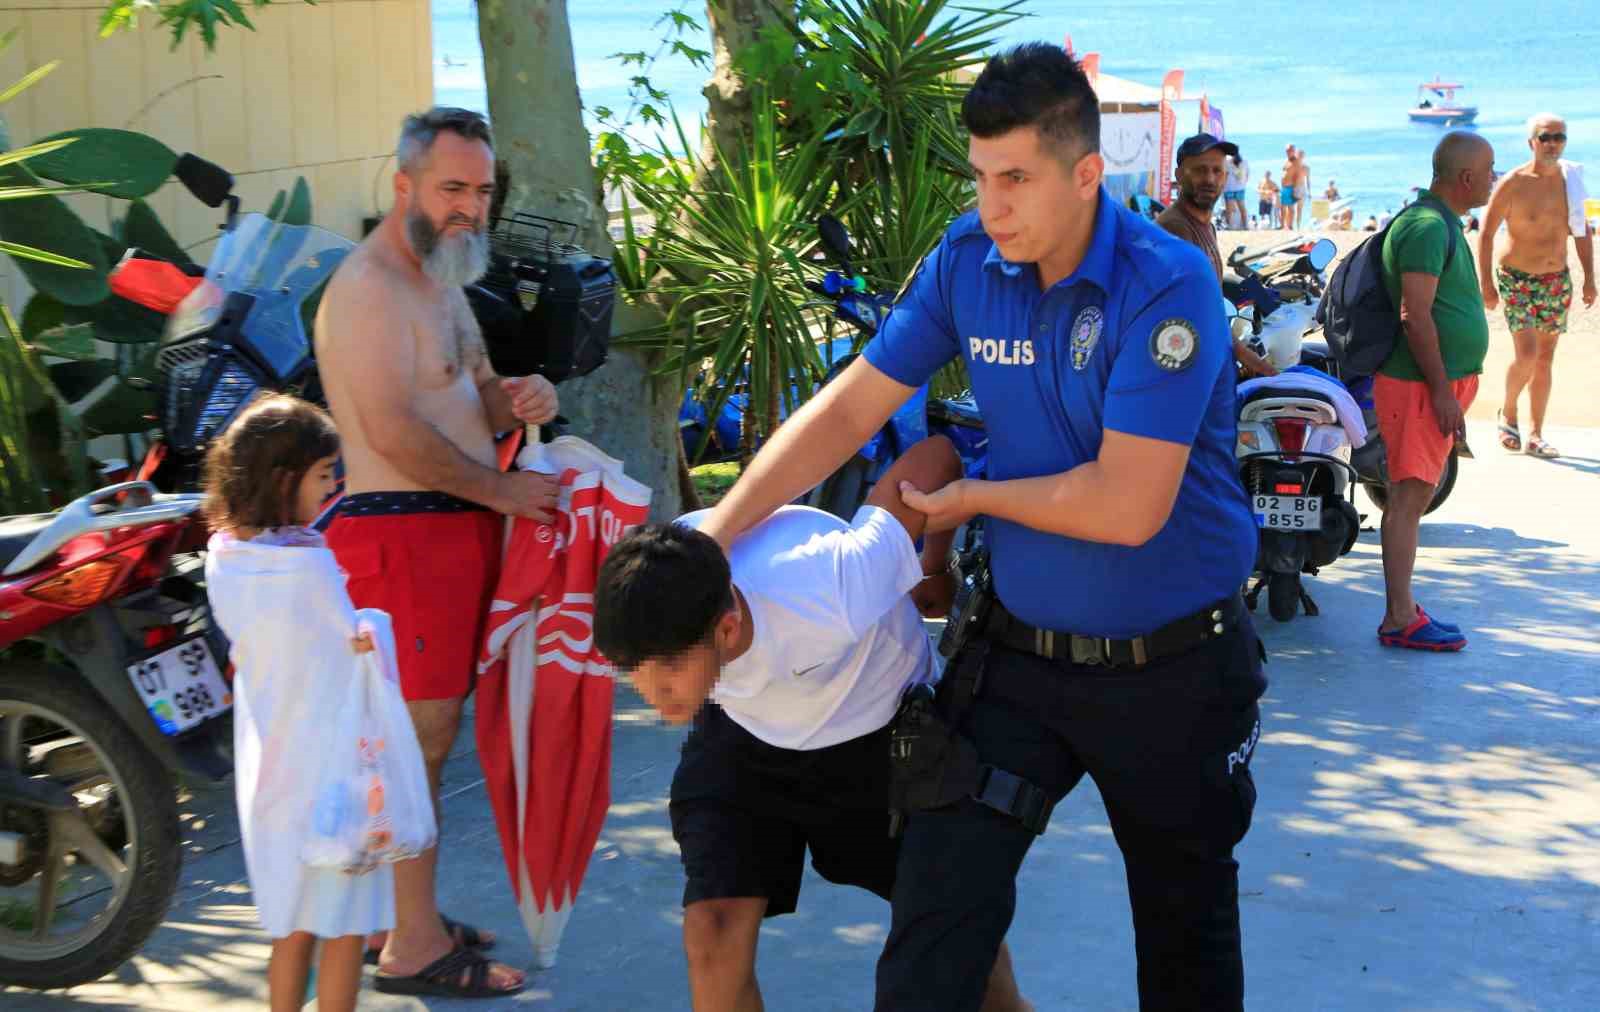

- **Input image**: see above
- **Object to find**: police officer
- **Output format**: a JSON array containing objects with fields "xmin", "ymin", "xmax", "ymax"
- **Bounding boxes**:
[{"xmin": 700, "ymin": 42, "xmax": 1266, "ymax": 1012}]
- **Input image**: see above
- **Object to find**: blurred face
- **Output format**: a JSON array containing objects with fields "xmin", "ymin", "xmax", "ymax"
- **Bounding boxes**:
[
  {"xmin": 625, "ymin": 607, "xmax": 741, "ymax": 724},
  {"xmin": 292, "ymin": 455, "xmax": 339, "ymax": 527},
  {"xmin": 396, "ymin": 132, "xmax": 495, "ymax": 286},
  {"xmin": 969, "ymin": 125, "xmax": 1103, "ymax": 278},
  {"xmin": 1529, "ymin": 118, "xmax": 1567, "ymax": 165},
  {"xmin": 1284, "ymin": 144, "xmax": 1295, "ymax": 161},
  {"xmin": 1178, "ymin": 150, "xmax": 1227, "ymax": 211}
]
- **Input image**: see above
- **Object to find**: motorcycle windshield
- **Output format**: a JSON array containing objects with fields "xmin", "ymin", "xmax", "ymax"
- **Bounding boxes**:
[{"xmin": 202, "ymin": 213, "xmax": 354, "ymax": 380}]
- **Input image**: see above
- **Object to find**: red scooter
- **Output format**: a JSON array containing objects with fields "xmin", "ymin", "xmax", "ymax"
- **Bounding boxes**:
[{"xmin": 0, "ymin": 482, "xmax": 229, "ymax": 989}]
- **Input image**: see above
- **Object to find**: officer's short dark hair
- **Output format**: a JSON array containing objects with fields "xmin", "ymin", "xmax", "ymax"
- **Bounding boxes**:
[
  {"xmin": 594, "ymin": 523, "xmax": 735, "ymax": 671},
  {"xmin": 962, "ymin": 43, "xmax": 1100, "ymax": 164}
]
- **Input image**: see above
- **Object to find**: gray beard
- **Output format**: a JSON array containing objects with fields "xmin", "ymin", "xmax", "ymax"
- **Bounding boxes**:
[{"xmin": 407, "ymin": 207, "xmax": 489, "ymax": 287}]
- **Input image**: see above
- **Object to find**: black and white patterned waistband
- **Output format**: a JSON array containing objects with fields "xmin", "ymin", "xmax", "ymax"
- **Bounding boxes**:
[{"xmin": 333, "ymin": 490, "xmax": 492, "ymax": 517}]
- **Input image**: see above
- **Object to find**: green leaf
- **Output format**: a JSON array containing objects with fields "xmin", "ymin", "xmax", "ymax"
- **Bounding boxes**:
[
  {"xmin": 29, "ymin": 322, "xmax": 98, "ymax": 362},
  {"xmin": 0, "ymin": 240, "xmax": 93, "ymax": 271},
  {"xmin": 27, "ymin": 128, "xmax": 178, "ymax": 200},
  {"xmin": 264, "ymin": 188, "xmax": 287, "ymax": 221},
  {"xmin": 20, "ymin": 294, "xmax": 67, "ymax": 342},
  {"xmin": 281, "ymin": 176, "xmax": 312, "ymax": 225},
  {"xmin": 48, "ymin": 358, "xmax": 116, "ymax": 403},
  {"xmin": 0, "ymin": 61, "xmax": 59, "ymax": 106},
  {"xmin": 124, "ymin": 199, "xmax": 195, "ymax": 270},
  {"xmin": 0, "ymin": 136, "xmax": 81, "ymax": 170},
  {"xmin": 78, "ymin": 378, "xmax": 158, "ymax": 436},
  {"xmin": 79, "ymin": 284, "xmax": 165, "ymax": 343}
]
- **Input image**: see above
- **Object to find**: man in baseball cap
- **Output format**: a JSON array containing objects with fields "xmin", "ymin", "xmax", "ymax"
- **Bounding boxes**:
[{"xmin": 1156, "ymin": 133, "xmax": 1277, "ymax": 377}]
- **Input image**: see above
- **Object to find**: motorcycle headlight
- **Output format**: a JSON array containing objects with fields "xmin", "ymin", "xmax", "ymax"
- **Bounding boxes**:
[{"xmin": 194, "ymin": 360, "xmax": 258, "ymax": 443}]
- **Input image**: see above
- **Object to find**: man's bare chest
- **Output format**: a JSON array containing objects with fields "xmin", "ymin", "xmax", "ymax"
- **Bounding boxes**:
[{"xmin": 416, "ymin": 296, "xmax": 485, "ymax": 390}]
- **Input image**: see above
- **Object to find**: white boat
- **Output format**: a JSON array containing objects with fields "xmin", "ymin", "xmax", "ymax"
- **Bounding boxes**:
[{"xmin": 1409, "ymin": 80, "xmax": 1477, "ymax": 125}]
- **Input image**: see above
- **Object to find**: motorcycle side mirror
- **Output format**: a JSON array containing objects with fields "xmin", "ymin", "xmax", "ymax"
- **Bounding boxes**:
[
  {"xmin": 1307, "ymin": 238, "xmax": 1336, "ymax": 272},
  {"xmin": 818, "ymin": 215, "xmax": 852, "ymax": 266},
  {"xmin": 175, "ymin": 153, "xmax": 235, "ymax": 209}
]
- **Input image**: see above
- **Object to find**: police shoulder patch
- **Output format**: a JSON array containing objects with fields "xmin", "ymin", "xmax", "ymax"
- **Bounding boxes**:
[{"xmin": 1149, "ymin": 318, "xmax": 1199, "ymax": 372}]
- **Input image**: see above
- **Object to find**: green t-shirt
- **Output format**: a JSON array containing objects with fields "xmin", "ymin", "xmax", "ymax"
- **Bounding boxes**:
[{"xmin": 1379, "ymin": 192, "xmax": 1489, "ymax": 381}]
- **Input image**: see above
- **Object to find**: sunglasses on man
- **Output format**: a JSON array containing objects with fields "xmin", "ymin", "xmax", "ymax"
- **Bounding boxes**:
[{"xmin": 1537, "ymin": 132, "xmax": 1567, "ymax": 143}]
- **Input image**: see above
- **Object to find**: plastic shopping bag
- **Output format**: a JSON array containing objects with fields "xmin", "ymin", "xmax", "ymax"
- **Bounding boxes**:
[{"xmin": 301, "ymin": 611, "xmax": 437, "ymax": 873}]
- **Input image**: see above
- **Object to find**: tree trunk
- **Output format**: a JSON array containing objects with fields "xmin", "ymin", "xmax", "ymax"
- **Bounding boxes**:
[
  {"xmin": 476, "ymin": 0, "xmax": 683, "ymax": 518},
  {"xmin": 700, "ymin": 1, "xmax": 785, "ymax": 165}
]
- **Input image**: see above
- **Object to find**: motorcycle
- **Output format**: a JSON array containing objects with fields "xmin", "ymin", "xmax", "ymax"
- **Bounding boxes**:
[
  {"xmin": 106, "ymin": 155, "xmax": 356, "ymax": 492},
  {"xmin": 1226, "ymin": 238, "xmax": 1364, "ymax": 621},
  {"xmin": 0, "ymin": 483, "xmax": 226, "ymax": 989},
  {"xmin": 799, "ymin": 215, "xmax": 988, "ymax": 521}
]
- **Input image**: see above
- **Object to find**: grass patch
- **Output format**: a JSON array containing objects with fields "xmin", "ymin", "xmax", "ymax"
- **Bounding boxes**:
[{"xmin": 690, "ymin": 461, "xmax": 740, "ymax": 507}]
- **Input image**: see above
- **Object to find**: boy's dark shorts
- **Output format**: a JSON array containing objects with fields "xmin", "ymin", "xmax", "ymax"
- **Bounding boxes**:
[{"xmin": 668, "ymin": 704, "xmax": 899, "ymax": 917}]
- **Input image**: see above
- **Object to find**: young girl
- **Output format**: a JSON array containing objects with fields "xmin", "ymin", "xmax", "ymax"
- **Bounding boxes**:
[{"xmin": 202, "ymin": 394, "xmax": 399, "ymax": 1012}]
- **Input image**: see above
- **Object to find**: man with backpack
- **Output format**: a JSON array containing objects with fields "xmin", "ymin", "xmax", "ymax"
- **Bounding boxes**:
[
  {"xmin": 1318, "ymin": 133, "xmax": 1494, "ymax": 651},
  {"xmin": 1370, "ymin": 133, "xmax": 1495, "ymax": 650}
]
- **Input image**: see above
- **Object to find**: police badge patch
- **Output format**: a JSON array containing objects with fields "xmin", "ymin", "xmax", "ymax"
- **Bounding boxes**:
[
  {"xmin": 1149, "ymin": 318, "xmax": 1199, "ymax": 371},
  {"xmin": 1070, "ymin": 306, "xmax": 1104, "ymax": 371}
]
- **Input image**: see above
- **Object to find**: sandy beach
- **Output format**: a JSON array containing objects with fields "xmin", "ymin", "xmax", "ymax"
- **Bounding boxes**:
[{"xmin": 1223, "ymin": 228, "xmax": 1600, "ymax": 427}]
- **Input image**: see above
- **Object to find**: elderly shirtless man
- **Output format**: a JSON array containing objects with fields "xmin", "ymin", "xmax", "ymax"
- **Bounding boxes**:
[
  {"xmin": 1480, "ymin": 113, "xmax": 1597, "ymax": 459},
  {"xmin": 315, "ymin": 107, "xmax": 558, "ymax": 998}
]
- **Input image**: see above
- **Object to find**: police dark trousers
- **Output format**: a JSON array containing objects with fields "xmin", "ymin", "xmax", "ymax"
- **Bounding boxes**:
[{"xmin": 875, "ymin": 603, "xmax": 1267, "ymax": 1012}]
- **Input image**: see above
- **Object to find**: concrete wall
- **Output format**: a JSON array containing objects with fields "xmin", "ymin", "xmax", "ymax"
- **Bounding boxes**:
[{"xmin": 0, "ymin": 0, "xmax": 434, "ymax": 309}]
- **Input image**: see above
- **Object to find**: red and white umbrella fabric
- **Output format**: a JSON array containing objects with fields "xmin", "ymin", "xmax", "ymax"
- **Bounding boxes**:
[{"xmin": 476, "ymin": 434, "xmax": 651, "ymax": 969}]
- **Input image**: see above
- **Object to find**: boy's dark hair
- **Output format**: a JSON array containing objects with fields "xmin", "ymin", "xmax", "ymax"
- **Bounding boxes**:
[
  {"xmin": 962, "ymin": 42, "xmax": 1100, "ymax": 163},
  {"xmin": 594, "ymin": 523, "xmax": 735, "ymax": 671},
  {"xmin": 202, "ymin": 393, "xmax": 339, "ymax": 531}
]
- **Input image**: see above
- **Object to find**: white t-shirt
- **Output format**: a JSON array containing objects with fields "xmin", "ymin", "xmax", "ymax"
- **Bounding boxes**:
[
  {"xmin": 1226, "ymin": 158, "xmax": 1249, "ymax": 192},
  {"xmin": 678, "ymin": 505, "xmax": 933, "ymax": 750}
]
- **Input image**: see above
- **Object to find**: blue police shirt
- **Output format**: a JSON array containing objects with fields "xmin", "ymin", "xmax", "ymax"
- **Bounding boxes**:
[{"xmin": 863, "ymin": 188, "xmax": 1256, "ymax": 638}]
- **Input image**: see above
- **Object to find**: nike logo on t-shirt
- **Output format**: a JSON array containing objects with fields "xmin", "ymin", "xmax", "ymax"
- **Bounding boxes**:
[{"xmin": 792, "ymin": 662, "xmax": 826, "ymax": 678}]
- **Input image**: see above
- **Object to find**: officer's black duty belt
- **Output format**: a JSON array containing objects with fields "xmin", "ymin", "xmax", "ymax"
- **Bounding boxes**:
[{"xmin": 985, "ymin": 594, "xmax": 1243, "ymax": 669}]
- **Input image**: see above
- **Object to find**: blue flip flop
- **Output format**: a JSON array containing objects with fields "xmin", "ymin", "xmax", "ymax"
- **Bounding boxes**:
[{"xmin": 1379, "ymin": 611, "xmax": 1466, "ymax": 652}]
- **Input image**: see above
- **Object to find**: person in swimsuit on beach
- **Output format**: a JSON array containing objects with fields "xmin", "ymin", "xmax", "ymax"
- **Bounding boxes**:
[
  {"xmin": 1478, "ymin": 112, "xmax": 1597, "ymax": 459},
  {"xmin": 1279, "ymin": 145, "xmax": 1300, "ymax": 229}
]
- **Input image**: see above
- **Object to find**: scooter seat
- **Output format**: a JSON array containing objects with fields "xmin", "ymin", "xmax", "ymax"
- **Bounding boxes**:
[
  {"xmin": 1242, "ymin": 384, "xmax": 1336, "ymax": 408},
  {"xmin": 0, "ymin": 513, "xmax": 56, "ymax": 574}
]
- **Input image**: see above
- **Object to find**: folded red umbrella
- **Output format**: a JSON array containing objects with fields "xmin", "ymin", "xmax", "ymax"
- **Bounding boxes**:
[{"xmin": 476, "ymin": 435, "xmax": 651, "ymax": 968}]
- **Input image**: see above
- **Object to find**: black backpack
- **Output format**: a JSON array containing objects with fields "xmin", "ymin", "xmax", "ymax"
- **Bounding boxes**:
[{"xmin": 1315, "ymin": 197, "xmax": 1458, "ymax": 378}]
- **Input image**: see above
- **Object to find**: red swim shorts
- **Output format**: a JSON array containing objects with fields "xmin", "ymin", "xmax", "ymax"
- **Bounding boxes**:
[
  {"xmin": 323, "ymin": 491, "xmax": 502, "ymax": 701},
  {"xmin": 1373, "ymin": 372, "xmax": 1479, "ymax": 485}
]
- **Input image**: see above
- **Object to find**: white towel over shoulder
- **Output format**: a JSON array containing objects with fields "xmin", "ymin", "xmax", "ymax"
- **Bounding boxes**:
[{"xmin": 1560, "ymin": 160, "xmax": 1590, "ymax": 237}]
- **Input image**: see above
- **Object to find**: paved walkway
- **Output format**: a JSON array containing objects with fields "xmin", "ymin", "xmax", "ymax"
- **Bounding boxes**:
[{"xmin": 7, "ymin": 421, "xmax": 1597, "ymax": 1011}]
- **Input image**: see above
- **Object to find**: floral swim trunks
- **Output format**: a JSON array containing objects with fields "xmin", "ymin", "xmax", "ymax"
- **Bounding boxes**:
[{"xmin": 1496, "ymin": 265, "xmax": 1572, "ymax": 334}]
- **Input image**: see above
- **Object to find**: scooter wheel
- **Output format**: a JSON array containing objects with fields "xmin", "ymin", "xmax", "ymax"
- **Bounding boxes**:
[
  {"xmin": 1267, "ymin": 572, "xmax": 1301, "ymax": 622},
  {"xmin": 0, "ymin": 662, "xmax": 180, "ymax": 990}
]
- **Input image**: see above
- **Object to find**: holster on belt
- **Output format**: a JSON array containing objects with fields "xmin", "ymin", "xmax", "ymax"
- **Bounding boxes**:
[{"xmin": 887, "ymin": 640, "xmax": 1053, "ymax": 838}]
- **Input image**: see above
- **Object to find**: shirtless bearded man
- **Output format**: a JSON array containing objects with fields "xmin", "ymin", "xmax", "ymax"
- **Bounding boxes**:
[
  {"xmin": 1480, "ymin": 113, "xmax": 1597, "ymax": 459},
  {"xmin": 314, "ymin": 107, "xmax": 559, "ymax": 998}
]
